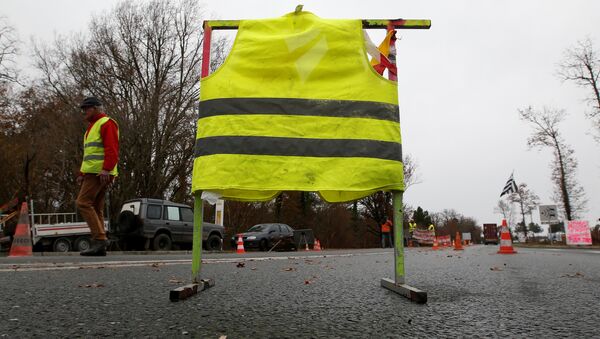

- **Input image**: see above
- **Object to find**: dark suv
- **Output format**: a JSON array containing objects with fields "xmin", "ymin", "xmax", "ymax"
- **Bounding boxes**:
[
  {"xmin": 231, "ymin": 223, "xmax": 296, "ymax": 251},
  {"xmin": 113, "ymin": 198, "xmax": 224, "ymax": 251}
]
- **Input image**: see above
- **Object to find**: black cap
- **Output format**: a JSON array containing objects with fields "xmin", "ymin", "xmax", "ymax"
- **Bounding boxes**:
[{"xmin": 80, "ymin": 96, "xmax": 102, "ymax": 109}]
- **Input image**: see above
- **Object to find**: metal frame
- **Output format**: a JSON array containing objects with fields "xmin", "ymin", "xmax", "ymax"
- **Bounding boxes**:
[{"xmin": 189, "ymin": 14, "xmax": 431, "ymax": 303}]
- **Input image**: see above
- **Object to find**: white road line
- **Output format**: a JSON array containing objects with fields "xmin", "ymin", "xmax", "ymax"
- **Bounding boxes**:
[
  {"xmin": 0, "ymin": 251, "xmax": 388, "ymax": 272},
  {"xmin": 524, "ymin": 248, "xmax": 600, "ymax": 255}
]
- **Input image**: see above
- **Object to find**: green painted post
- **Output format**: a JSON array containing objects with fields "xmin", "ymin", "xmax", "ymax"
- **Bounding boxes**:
[
  {"xmin": 191, "ymin": 192, "xmax": 203, "ymax": 283},
  {"xmin": 392, "ymin": 191, "xmax": 405, "ymax": 284}
]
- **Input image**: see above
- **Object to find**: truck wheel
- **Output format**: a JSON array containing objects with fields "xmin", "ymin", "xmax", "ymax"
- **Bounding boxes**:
[
  {"xmin": 153, "ymin": 234, "xmax": 172, "ymax": 251},
  {"xmin": 53, "ymin": 238, "xmax": 71, "ymax": 252},
  {"xmin": 205, "ymin": 234, "xmax": 222, "ymax": 251},
  {"xmin": 74, "ymin": 237, "xmax": 92, "ymax": 252}
]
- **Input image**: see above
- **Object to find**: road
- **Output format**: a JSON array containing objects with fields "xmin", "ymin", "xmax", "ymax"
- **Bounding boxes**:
[{"xmin": 1, "ymin": 246, "xmax": 599, "ymax": 338}]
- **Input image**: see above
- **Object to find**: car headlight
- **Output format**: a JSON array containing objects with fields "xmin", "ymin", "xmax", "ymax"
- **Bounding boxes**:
[{"xmin": 247, "ymin": 236, "xmax": 256, "ymax": 240}]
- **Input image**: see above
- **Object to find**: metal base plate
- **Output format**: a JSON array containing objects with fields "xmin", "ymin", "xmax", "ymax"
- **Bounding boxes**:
[
  {"xmin": 169, "ymin": 278, "xmax": 215, "ymax": 302},
  {"xmin": 381, "ymin": 278, "xmax": 427, "ymax": 304}
]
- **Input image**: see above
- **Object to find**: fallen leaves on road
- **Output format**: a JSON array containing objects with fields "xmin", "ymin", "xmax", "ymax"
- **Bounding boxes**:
[
  {"xmin": 304, "ymin": 275, "xmax": 318, "ymax": 284},
  {"xmin": 561, "ymin": 272, "xmax": 584, "ymax": 278},
  {"xmin": 169, "ymin": 277, "xmax": 185, "ymax": 284},
  {"xmin": 283, "ymin": 267, "xmax": 297, "ymax": 272},
  {"xmin": 490, "ymin": 267, "xmax": 503, "ymax": 271},
  {"xmin": 236, "ymin": 262, "xmax": 245, "ymax": 268},
  {"xmin": 78, "ymin": 283, "xmax": 105, "ymax": 288}
]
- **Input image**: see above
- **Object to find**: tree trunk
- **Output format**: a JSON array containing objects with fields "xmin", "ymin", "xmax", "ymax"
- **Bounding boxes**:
[{"xmin": 555, "ymin": 142, "xmax": 572, "ymax": 221}]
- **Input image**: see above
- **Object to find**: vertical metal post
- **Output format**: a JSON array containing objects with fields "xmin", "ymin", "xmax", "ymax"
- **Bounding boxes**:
[
  {"xmin": 392, "ymin": 191, "xmax": 405, "ymax": 284},
  {"xmin": 381, "ymin": 193, "xmax": 426, "ymax": 303},
  {"xmin": 191, "ymin": 192, "xmax": 204, "ymax": 283},
  {"xmin": 201, "ymin": 23, "xmax": 212, "ymax": 78}
]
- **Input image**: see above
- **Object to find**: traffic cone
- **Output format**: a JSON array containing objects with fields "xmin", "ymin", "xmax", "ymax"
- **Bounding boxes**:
[
  {"xmin": 314, "ymin": 239, "xmax": 321, "ymax": 251},
  {"xmin": 498, "ymin": 219, "xmax": 517, "ymax": 254},
  {"xmin": 432, "ymin": 237, "xmax": 439, "ymax": 250},
  {"xmin": 9, "ymin": 202, "xmax": 33, "ymax": 257},
  {"xmin": 236, "ymin": 235, "xmax": 245, "ymax": 254},
  {"xmin": 454, "ymin": 232, "xmax": 464, "ymax": 251}
]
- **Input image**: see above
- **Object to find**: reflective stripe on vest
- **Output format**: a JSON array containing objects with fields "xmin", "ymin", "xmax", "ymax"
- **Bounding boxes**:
[
  {"xmin": 192, "ymin": 11, "xmax": 403, "ymax": 202},
  {"xmin": 80, "ymin": 116, "xmax": 119, "ymax": 176}
]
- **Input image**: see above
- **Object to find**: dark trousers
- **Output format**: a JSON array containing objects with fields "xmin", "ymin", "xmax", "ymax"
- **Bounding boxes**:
[
  {"xmin": 76, "ymin": 175, "xmax": 108, "ymax": 241},
  {"xmin": 381, "ymin": 232, "xmax": 392, "ymax": 248}
]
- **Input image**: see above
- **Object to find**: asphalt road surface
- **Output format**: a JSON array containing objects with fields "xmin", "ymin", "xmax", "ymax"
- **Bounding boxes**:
[{"xmin": 1, "ymin": 246, "xmax": 599, "ymax": 338}]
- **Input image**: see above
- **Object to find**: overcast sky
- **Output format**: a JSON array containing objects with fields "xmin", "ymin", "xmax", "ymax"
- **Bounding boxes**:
[{"xmin": 3, "ymin": 0, "xmax": 599, "ymax": 230}]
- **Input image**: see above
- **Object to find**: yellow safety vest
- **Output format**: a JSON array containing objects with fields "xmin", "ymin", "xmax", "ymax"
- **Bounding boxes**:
[
  {"xmin": 80, "ymin": 116, "xmax": 119, "ymax": 176},
  {"xmin": 192, "ymin": 11, "xmax": 403, "ymax": 202}
]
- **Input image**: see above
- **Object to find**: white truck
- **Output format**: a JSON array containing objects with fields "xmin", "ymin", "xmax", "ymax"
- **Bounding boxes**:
[{"xmin": 29, "ymin": 202, "xmax": 108, "ymax": 252}]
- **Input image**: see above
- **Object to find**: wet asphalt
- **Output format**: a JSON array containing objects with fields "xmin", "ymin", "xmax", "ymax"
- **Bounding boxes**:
[{"xmin": 0, "ymin": 246, "xmax": 599, "ymax": 338}]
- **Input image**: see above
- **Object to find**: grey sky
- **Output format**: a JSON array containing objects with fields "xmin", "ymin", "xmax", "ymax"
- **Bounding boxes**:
[{"xmin": 3, "ymin": 0, "xmax": 599, "ymax": 229}]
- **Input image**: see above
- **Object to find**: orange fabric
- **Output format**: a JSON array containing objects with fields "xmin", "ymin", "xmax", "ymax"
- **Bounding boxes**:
[{"xmin": 381, "ymin": 220, "xmax": 392, "ymax": 233}]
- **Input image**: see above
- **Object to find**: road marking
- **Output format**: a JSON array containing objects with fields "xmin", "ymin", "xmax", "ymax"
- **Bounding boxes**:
[
  {"xmin": 0, "ymin": 251, "xmax": 389, "ymax": 272},
  {"xmin": 525, "ymin": 248, "xmax": 600, "ymax": 255}
]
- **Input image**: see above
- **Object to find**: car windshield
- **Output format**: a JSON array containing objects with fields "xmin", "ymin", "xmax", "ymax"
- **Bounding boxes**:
[{"xmin": 247, "ymin": 224, "xmax": 270, "ymax": 232}]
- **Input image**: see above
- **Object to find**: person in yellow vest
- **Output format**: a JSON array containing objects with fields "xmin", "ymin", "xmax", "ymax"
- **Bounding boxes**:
[
  {"xmin": 76, "ymin": 97, "xmax": 119, "ymax": 256},
  {"xmin": 381, "ymin": 218, "xmax": 393, "ymax": 248}
]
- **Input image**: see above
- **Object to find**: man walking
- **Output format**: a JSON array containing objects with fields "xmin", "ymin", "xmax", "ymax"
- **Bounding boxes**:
[{"xmin": 76, "ymin": 97, "xmax": 119, "ymax": 256}]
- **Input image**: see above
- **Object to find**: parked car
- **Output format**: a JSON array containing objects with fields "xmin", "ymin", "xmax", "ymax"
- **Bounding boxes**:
[
  {"xmin": 231, "ymin": 223, "xmax": 296, "ymax": 251},
  {"xmin": 114, "ymin": 198, "xmax": 224, "ymax": 251}
]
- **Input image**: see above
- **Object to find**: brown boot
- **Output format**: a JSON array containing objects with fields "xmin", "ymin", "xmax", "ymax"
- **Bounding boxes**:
[{"xmin": 80, "ymin": 239, "xmax": 109, "ymax": 256}]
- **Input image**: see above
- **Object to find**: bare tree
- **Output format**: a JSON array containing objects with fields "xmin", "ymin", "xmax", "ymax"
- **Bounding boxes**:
[
  {"xmin": 358, "ymin": 153, "xmax": 421, "ymax": 235},
  {"xmin": 558, "ymin": 38, "xmax": 600, "ymax": 140},
  {"xmin": 0, "ymin": 16, "xmax": 19, "ymax": 83},
  {"xmin": 518, "ymin": 106, "xmax": 586, "ymax": 220},
  {"xmin": 494, "ymin": 199, "xmax": 516, "ymax": 226},
  {"xmin": 33, "ymin": 0, "xmax": 228, "ymax": 214},
  {"xmin": 508, "ymin": 183, "xmax": 540, "ymax": 241}
]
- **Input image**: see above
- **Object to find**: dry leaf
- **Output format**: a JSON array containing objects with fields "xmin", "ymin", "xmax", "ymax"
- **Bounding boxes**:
[
  {"xmin": 79, "ymin": 283, "xmax": 105, "ymax": 288},
  {"xmin": 561, "ymin": 272, "xmax": 584, "ymax": 278},
  {"xmin": 283, "ymin": 267, "xmax": 296, "ymax": 272},
  {"xmin": 169, "ymin": 278, "xmax": 184, "ymax": 284},
  {"xmin": 490, "ymin": 267, "xmax": 503, "ymax": 271}
]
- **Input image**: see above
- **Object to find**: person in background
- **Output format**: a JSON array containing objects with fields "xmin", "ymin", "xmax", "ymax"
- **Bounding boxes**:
[{"xmin": 381, "ymin": 218, "xmax": 393, "ymax": 248}]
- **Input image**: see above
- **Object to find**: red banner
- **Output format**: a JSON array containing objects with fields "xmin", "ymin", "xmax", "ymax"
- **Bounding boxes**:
[
  {"xmin": 566, "ymin": 220, "xmax": 592, "ymax": 245},
  {"xmin": 413, "ymin": 230, "xmax": 435, "ymax": 244},
  {"xmin": 437, "ymin": 235, "xmax": 451, "ymax": 246}
]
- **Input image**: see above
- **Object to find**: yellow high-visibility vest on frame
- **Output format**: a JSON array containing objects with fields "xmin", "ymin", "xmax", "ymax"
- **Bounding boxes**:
[{"xmin": 192, "ymin": 11, "xmax": 403, "ymax": 202}]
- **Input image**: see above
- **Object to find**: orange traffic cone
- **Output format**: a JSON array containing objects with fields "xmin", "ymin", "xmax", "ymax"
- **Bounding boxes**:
[
  {"xmin": 432, "ymin": 237, "xmax": 439, "ymax": 250},
  {"xmin": 236, "ymin": 235, "xmax": 245, "ymax": 254},
  {"xmin": 454, "ymin": 232, "xmax": 464, "ymax": 251},
  {"xmin": 314, "ymin": 239, "xmax": 321, "ymax": 251},
  {"xmin": 498, "ymin": 219, "xmax": 517, "ymax": 254},
  {"xmin": 9, "ymin": 202, "xmax": 33, "ymax": 257}
]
